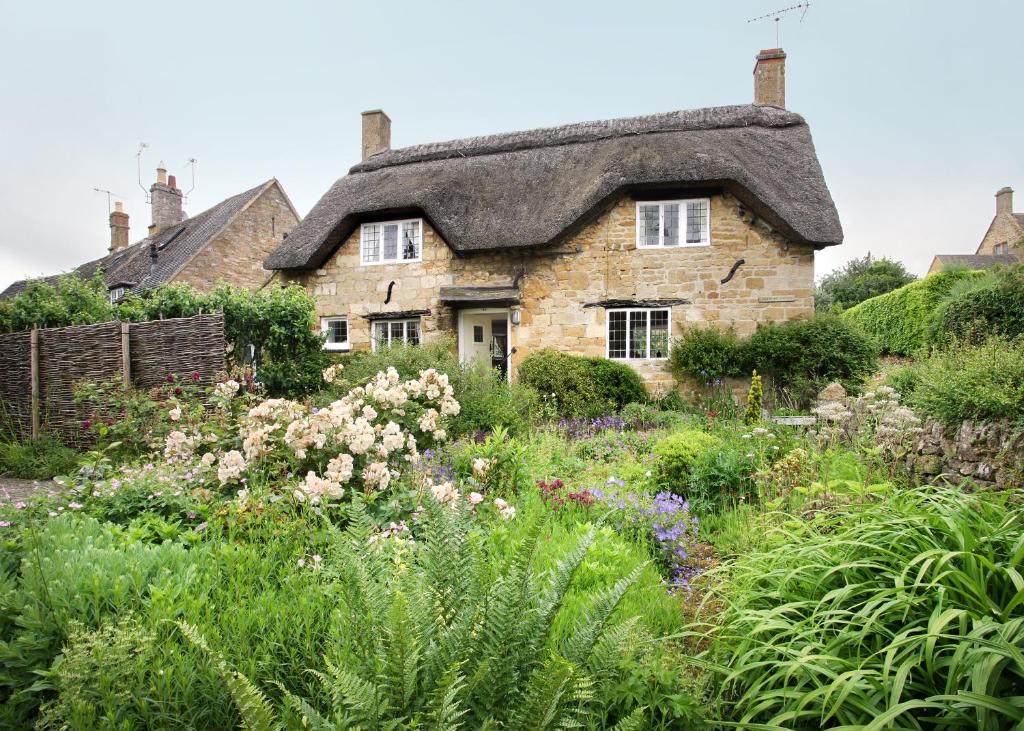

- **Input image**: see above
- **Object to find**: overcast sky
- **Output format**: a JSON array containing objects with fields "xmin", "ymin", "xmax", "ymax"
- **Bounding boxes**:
[{"xmin": 1, "ymin": 0, "xmax": 1021, "ymax": 290}]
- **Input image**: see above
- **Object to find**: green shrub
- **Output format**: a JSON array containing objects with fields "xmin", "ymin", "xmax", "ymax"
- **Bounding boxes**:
[
  {"xmin": 518, "ymin": 349, "xmax": 609, "ymax": 417},
  {"xmin": 652, "ymin": 430, "xmax": 721, "ymax": 490},
  {"xmin": 744, "ymin": 315, "xmax": 878, "ymax": 404},
  {"xmin": 742, "ymin": 370, "xmax": 762, "ymax": 424},
  {"xmin": 686, "ymin": 447, "xmax": 756, "ymax": 511},
  {"xmin": 667, "ymin": 326, "xmax": 746, "ymax": 383},
  {"xmin": 814, "ymin": 253, "xmax": 916, "ymax": 311},
  {"xmin": 583, "ymin": 355, "xmax": 649, "ymax": 409},
  {"xmin": 703, "ymin": 484, "xmax": 1024, "ymax": 729},
  {"xmin": 841, "ymin": 269, "xmax": 982, "ymax": 355},
  {"xmin": 928, "ymin": 264, "xmax": 1024, "ymax": 347},
  {"xmin": 906, "ymin": 336, "xmax": 1024, "ymax": 425},
  {"xmin": 0, "ymin": 436, "xmax": 79, "ymax": 479}
]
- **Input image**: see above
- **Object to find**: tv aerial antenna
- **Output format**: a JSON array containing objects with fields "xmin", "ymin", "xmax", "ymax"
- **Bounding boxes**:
[
  {"xmin": 92, "ymin": 187, "xmax": 125, "ymax": 214},
  {"xmin": 136, "ymin": 142, "xmax": 151, "ymax": 202},
  {"xmin": 182, "ymin": 158, "xmax": 198, "ymax": 203},
  {"xmin": 747, "ymin": 3, "xmax": 811, "ymax": 46}
]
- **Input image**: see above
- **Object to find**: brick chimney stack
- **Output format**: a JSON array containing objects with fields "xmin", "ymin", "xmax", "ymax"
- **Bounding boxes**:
[
  {"xmin": 149, "ymin": 165, "xmax": 183, "ymax": 235},
  {"xmin": 996, "ymin": 186, "xmax": 1014, "ymax": 215},
  {"xmin": 109, "ymin": 201, "xmax": 129, "ymax": 253},
  {"xmin": 754, "ymin": 48, "xmax": 787, "ymax": 108},
  {"xmin": 361, "ymin": 109, "xmax": 391, "ymax": 160}
]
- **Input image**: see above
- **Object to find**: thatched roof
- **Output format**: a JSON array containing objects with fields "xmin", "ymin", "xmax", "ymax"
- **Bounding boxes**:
[
  {"xmin": 2, "ymin": 180, "xmax": 284, "ymax": 300},
  {"xmin": 266, "ymin": 104, "xmax": 842, "ymax": 271}
]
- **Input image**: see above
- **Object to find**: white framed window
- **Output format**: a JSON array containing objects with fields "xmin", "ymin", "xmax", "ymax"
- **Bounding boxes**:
[
  {"xmin": 994, "ymin": 242, "xmax": 1009, "ymax": 255},
  {"xmin": 109, "ymin": 286, "xmax": 126, "ymax": 304},
  {"xmin": 606, "ymin": 308, "xmax": 670, "ymax": 360},
  {"xmin": 636, "ymin": 199, "xmax": 710, "ymax": 248},
  {"xmin": 321, "ymin": 316, "xmax": 350, "ymax": 351},
  {"xmin": 361, "ymin": 219, "xmax": 422, "ymax": 265},
  {"xmin": 372, "ymin": 319, "xmax": 421, "ymax": 350}
]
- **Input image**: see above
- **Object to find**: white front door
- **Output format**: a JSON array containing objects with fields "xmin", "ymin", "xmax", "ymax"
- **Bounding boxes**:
[{"xmin": 458, "ymin": 308, "xmax": 511, "ymax": 380}]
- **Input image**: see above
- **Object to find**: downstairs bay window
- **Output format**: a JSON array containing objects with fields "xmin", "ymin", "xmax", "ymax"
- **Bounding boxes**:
[
  {"xmin": 372, "ymin": 319, "xmax": 421, "ymax": 350},
  {"xmin": 607, "ymin": 308, "xmax": 670, "ymax": 360}
]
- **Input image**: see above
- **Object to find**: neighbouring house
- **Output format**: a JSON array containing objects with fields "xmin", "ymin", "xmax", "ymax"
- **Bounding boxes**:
[
  {"xmin": 267, "ymin": 48, "xmax": 843, "ymax": 391},
  {"xmin": 928, "ymin": 186, "xmax": 1023, "ymax": 275},
  {"xmin": 1, "ymin": 167, "xmax": 300, "ymax": 302}
]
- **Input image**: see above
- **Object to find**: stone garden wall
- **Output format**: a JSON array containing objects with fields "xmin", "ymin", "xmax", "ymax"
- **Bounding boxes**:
[{"xmin": 906, "ymin": 418, "xmax": 1024, "ymax": 490}]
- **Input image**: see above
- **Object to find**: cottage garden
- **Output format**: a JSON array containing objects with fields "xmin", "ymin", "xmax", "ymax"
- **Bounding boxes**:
[{"xmin": 0, "ymin": 270, "xmax": 1022, "ymax": 730}]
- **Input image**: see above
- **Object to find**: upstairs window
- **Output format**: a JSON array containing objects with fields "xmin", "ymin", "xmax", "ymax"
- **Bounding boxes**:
[
  {"xmin": 108, "ymin": 286, "xmax": 127, "ymax": 304},
  {"xmin": 361, "ymin": 219, "xmax": 422, "ymax": 264},
  {"xmin": 372, "ymin": 319, "xmax": 421, "ymax": 351},
  {"xmin": 607, "ymin": 308, "xmax": 670, "ymax": 360},
  {"xmin": 321, "ymin": 316, "xmax": 350, "ymax": 351},
  {"xmin": 994, "ymin": 241, "xmax": 1009, "ymax": 255},
  {"xmin": 636, "ymin": 199, "xmax": 710, "ymax": 248}
]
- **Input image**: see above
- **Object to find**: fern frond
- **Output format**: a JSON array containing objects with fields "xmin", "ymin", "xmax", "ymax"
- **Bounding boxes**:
[
  {"xmin": 322, "ymin": 657, "xmax": 388, "ymax": 726},
  {"xmin": 560, "ymin": 565, "xmax": 645, "ymax": 666},
  {"xmin": 532, "ymin": 526, "xmax": 597, "ymax": 649},
  {"xmin": 422, "ymin": 663, "xmax": 469, "ymax": 731},
  {"xmin": 276, "ymin": 684, "xmax": 338, "ymax": 731},
  {"xmin": 175, "ymin": 621, "xmax": 281, "ymax": 731},
  {"xmin": 380, "ymin": 589, "xmax": 421, "ymax": 716},
  {"xmin": 587, "ymin": 616, "xmax": 642, "ymax": 675},
  {"xmin": 607, "ymin": 707, "xmax": 648, "ymax": 731},
  {"xmin": 508, "ymin": 654, "xmax": 579, "ymax": 731}
]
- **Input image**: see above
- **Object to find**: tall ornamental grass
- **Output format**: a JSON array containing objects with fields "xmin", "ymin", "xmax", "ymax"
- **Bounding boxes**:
[{"xmin": 702, "ymin": 484, "xmax": 1024, "ymax": 730}]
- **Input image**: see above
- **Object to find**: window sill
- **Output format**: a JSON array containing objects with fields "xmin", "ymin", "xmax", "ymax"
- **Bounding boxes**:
[{"xmin": 323, "ymin": 344, "xmax": 351, "ymax": 352}]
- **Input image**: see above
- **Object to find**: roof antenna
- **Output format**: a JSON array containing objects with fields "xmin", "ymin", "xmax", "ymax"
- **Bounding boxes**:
[
  {"xmin": 136, "ymin": 142, "xmax": 151, "ymax": 202},
  {"xmin": 92, "ymin": 187, "xmax": 123, "ymax": 214},
  {"xmin": 747, "ymin": 2, "xmax": 811, "ymax": 46},
  {"xmin": 182, "ymin": 158, "xmax": 198, "ymax": 203}
]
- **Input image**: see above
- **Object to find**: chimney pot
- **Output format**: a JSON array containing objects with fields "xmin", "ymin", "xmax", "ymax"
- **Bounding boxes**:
[
  {"xmin": 109, "ymin": 201, "xmax": 130, "ymax": 253},
  {"xmin": 168, "ymin": 174, "xmax": 177, "ymax": 189},
  {"xmin": 361, "ymin": 109, "xmax": 392, "ymax": 161},
  {"xmin": 996, "ymin": 186, "xmax": 1014, "ymax": 215},
  {"xmin": 149, "ymin": 166, "xmax": 183, "ymax": 235},
  {"xmin": 754, "ymin": 48, "xmax": 787, "ymax": 108}
]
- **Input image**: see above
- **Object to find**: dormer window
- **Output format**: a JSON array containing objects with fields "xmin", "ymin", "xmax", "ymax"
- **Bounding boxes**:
[
  {"xmin": 109, "ymin": 286, "xmax": 127, "ymax": 304},
  {"xmin": 361, "ymin": 219, "xmax": 422, "ymax": 265},
  {"xmin": 636, "ymin": 199, "xmax": 710, "ymax": 248}
]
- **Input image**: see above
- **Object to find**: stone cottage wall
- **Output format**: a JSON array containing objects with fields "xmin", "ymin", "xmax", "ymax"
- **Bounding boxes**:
[
  {"xmin": 281, "ymin": 191, "xmax": 815, "ymax": 393},
  {"xmin": 907, "ymin": 419, "xmax": 1024, "ymax": 489},
  {"xmin": 176, "ymin": 184, "xmax": 299, "ymax": 292},
  {"xmin": 977, "ymin": 213, "xmax": 1024, "ymax": 256}
]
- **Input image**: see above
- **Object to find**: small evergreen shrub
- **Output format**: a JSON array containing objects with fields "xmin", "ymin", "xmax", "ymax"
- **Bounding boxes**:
[
  {"xmin": 906, "ymin": 336, "xmax": 1024, "ymax": 425},
  {"xmin": 518, "ymin": 349, "xmax": 645, "ymax": 417},
  {"xmin": 841, "ymin": 269, "xmax": 982, "ymax": 355},
  {"xmin": 928, "ymin": 265, "xmax": 1024, "ymax": 347},
  {"xmin": 652, "ymin": 430, "xmax": 722, "ymax": 490},
  {"xmin": 744, "ymin": 315, "xmax": 878, "ymax": 405},
  {"xmin": 667, "ymin": 326, "xmax": 746, "ymax": 383},
  {"xmin": 742, "ymin": 370, "xmax": 763, "ymax": 424},
  {"xmin": 0, "ymin": 435, "xmax": 79, "ymax": 479}
]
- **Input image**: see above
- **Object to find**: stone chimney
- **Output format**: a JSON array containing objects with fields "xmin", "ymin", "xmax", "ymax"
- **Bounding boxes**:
[
  {"xmin": 361, "ymin": 109, "xmax": 391, "ymax": 160},
  {"xmin": 996, "ymin": 186, "xmax": 1014, "ymax": 215},
  {"xmin": 754, "ymin": 48, "xmax": 787, "ymax": 107},
  {"xmin": 109, "ymin": 201, "xmax": 130, "ymax": 253},
  {"xmin": 149, "ymin": 165, "xmax": 183, "ymax": 235}
]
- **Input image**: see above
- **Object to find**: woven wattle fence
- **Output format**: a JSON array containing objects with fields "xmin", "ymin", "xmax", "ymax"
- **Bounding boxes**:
[{"xmin": 0, "ymin": 313, "xmax": 225, "ymax": 444}]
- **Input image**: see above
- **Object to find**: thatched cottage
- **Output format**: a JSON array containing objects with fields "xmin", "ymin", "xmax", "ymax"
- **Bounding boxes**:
[
  {"xmin": 267, "ymin": 48, "xmax": 842, "ymax": 390},
  {"xmin": 927, "ymin": 186, "xmax": 1022, "ymax": 275},
  {"xmin": 1, "ymin": 168, "xmax": 299, "ymax": 301}
]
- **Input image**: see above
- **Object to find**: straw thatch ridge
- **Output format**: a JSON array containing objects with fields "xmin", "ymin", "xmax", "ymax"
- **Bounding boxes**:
[{"xmin": 266, "ymin": 104, "xmax": 842, "ymax": 271}]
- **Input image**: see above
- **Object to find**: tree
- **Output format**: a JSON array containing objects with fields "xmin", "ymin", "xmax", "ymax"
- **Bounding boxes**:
[{"xmin": 815, "ymin": 253, "xmax": 916, "ymax": 311}]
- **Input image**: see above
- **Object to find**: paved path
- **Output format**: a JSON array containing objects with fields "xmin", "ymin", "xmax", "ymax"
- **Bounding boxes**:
[{"xmin": 0, "ymin": 478, "xmax": 63, "ymax": 503}]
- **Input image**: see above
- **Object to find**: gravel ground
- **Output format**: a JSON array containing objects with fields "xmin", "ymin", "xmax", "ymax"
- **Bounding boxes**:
[{"xmin": 0, "ymin": 478, "xmax": 63, "ymax": 503}]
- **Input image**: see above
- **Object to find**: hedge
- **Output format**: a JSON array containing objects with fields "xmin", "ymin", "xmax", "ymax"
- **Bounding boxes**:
[
  {"xmin": 518, "ymin": 349, "xmax": 647, "ymax": 417},
  {"xmin": 927, "ymin": 265, "xmax": 1024, "ymax": 347},
  {"xmin": 841, "ymin": 269, "xmax": 982, "ymax": 355}
]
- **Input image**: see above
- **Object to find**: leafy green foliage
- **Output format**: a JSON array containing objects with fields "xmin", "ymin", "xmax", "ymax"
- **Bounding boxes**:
[
  {"xmin": 652, "ymin": 430, "xmax": 721, "ymax": 491},
  {"xmin": 841, "ymin": 269, "xmax": 982, "ymax": 355},
  {"xmin": 183, "ymin": 500, "xmax": 657, "ymax": 729},
  {"xmin": 0, "ymin": 435, "xmax": 79, "ymax": 479},
  {"xmin": 744, "ymin": 315, "xmax": 878, "ymax": 404},
  {"xmin": 667, "ymin": 327, "xmax": 745, "ymax": 383},
  {"xmin": 905, "ymin": 336, "xmax": 1024, "ymax": 425},
  {"xmin": 928, "ymin": 264, "xmax": 1024, "ymax": 347},
  {"xmin": 518, "ymin": 349, "xmax": 647, "ymax": 418},
  {"xmin": 0, "ymin": 271, "xmax": 115, "ymax": 333},
  {"xmin": 702, "ymin": 484, "xmax": 1024, "ymax": 729},
  {"xmin": 815, "ymin": 253, "xmax": 916, "ymax": 311}
]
